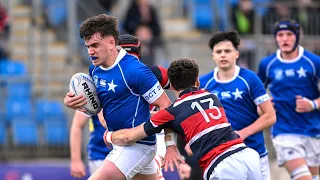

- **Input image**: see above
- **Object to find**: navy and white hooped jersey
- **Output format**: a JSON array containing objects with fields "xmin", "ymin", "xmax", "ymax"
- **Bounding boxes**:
[
  {"xmin": 200, "ymin": 66, "xmax": 269, "ymax": 157},
  {"xmin": 144, "ymin": 87, "xmax": 245, "ymax": 179},
  {"xmin": 258, "ymin": 46, "xmax": 320, "ymax": 138},
  {"xmin": 87, "ymin": 115, "xmax": 111, "ymax": 160},
  {"xmin": 89, "ymin": 48, "xmax": 164, "ymax": 145}
]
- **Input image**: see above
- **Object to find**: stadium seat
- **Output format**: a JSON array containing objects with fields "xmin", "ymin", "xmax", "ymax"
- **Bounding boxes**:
[
  {"xmin": 45, "ymin": 0, "xmax": 67, "ymax": 27},
  {"xmin": 192, "ymin": 5, "xmax": 214, "ymax": 30},
  {"xmin": 12, "ymin": 120, "xmax": 38, "ymax": 145},
  {"xmin": 0, "ymin": 60, "xmax": 27, "ymax": 76},
  {"xmin": 5, "ymin": 99, "xmax": 33, "ymax": 123},
  {"xmin": 43, "ymin": 120, "xmax": 68, "ymax": 145},
  {"xmin": 35, "ymin": 99, "xmax": 66, "ymax": 123},
  {"xmin": 0, "ymin": 121, "xmax": 7, "ymax": 145},
  {"xmin": 6, "ymin": 82, "xmax": 32, "ymax": 99}
]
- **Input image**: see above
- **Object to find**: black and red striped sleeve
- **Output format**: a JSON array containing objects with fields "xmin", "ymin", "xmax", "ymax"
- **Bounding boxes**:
[
  {"xmin": 148, "ymin": 65, "xmax": 170, "ymax": 89},
  {"xmin": 144, "ymin": 109, "xmax": 175, "ymax": 135}
]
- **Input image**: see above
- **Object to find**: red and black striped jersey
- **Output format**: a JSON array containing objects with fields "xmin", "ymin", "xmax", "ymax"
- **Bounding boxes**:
[{"xmin": 144, "ymin": 87, "xmax": 244, "ymax": 171}]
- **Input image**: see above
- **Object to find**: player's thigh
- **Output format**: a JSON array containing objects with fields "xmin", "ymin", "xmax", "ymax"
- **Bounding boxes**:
[
  {"xmin": 88, "ymin": 159, "xmax": 126, "ymax": 180},
  {"xmin": 106, "ymin": 143, "xmax": 157, "ymax": 179},
  {"xmin": 260, "ymin": 155, "xmax": 271, "ymax": 180},
  {"xmin": 241, "ymin": 148, "xmax": 263, "ymax": 180},
  {"xmin": 131, "ymin": 171, "xmax": 158, "ymax": 180},
  {"xmin": 88, "ymin": 159, "xmax": 104, "ymax": 175},
  {"xmin": 272, "ymin": 134, "xmax": 306, "ymax": 166},
  {"xmin": 303, "ymin": 136, "xmax": 320, "ymax": 175},
  {"xmin": 209, "ymin": 148, "xmax": 262, "ymax": 180}
]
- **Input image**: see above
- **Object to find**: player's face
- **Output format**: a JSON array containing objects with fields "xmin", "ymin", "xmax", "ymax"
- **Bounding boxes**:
[
  {"xmin": 85, "ymin": 33, "xmax": 115, "ymax": 66},
  {"xmin": 212, "ymin": 41, "xmax": 239, "ymax": 71},
  {"xmin": 276, "ymin": 30, "xmax": 296, "ymax": 53}
]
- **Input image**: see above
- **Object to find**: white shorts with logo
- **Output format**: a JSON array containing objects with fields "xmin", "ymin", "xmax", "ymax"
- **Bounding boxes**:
[
  {"xmin": 260, "ymin": 155, "xmax": 270, "ymax": 180},
  {"xmin": 88, "ymin": 159, "xmax": 104, "ymax": 175},
  {"xmin": 272, "ymin": 134, "xmax": 320, "ymax": 167},
  {"xmin": 106, "ymin": 143, "xmax": 157, "ymax": 180},
  {"xmin": 208, "ymin": 147, "xmax": 262, "ymax": 180}
]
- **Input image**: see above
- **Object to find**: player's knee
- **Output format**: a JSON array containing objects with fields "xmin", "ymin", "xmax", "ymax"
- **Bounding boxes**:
[{"xmin": 290, "ymin": 164, "xmax": 312, "ymax": 180}]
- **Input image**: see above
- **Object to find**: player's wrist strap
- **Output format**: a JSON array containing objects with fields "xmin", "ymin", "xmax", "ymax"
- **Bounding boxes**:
[
  {"xmin": 312, "ymin": 100, "xmax": 319, "ymax": 110},
  {"xmin": 106, "ymin": 131, "xmax": 113, "ymax": 144},
  {"xmin": 165, "ymin": 132, "xmax": 177, "ymax": 147}
]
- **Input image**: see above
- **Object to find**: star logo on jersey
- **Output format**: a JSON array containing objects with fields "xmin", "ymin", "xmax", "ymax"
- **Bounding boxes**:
[
  {"xmin": 232, "ymin": 88, "xmax": 243, "ymax": 100},
  {"xmin": 108, "ymin": 80, "xmax": 118, "ymax": 92},
  {"xmin": 296, "ymin": 67, "xmax": 307, "ymax": 78}
]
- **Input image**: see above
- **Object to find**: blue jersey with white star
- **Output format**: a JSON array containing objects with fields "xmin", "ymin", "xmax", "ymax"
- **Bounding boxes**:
[
  {"xmin": 87, "ymin": 115, "xmax": 111, "ymax": 160},
  {"xmin": 200, "ymin": 66, "xmax": 269, "ymax": 157},
  {"xmin": 89, "ymin": 49, "xmax": 164, "ymax": 145},
  {"xmin": 258, "ymin": 46, "xmax": 320, "ymax": 138}
]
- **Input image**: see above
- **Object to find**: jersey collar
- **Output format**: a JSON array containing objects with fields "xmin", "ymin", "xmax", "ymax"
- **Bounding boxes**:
[
  {"xmin": 179, "ymin": 87, "xmax": 199, "ymax": 97},
  {"xmin": 214, "ymin": 65, "xmax": 240, "ymax": 83},
  {"xmin": 276, "ymin": 46, "xmax": 304, "ymax": 63},
  {"xmin": 100, "ymin": 48, "xmax": 127, "ymax": 71}
]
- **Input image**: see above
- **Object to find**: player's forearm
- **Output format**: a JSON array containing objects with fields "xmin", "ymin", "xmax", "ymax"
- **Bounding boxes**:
[
  {"xmin": 70, "ymin": 126, "xmax": 83, "ymax": 161},
  {"xmin": 243, "ymin": 111, "xmax": 276, "ymax": 137},
  {"xmin": 111, "ymin": 130, "xmax": 136, "ymax": 146},
  {"xmin": 111, "ymin": 124, "xmax": 148, "ymax": 146}
]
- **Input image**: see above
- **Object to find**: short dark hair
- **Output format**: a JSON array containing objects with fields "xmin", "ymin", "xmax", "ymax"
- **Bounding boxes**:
[
  {"xmin": 168, "ymin": 58, "xmax": 199, "ymax": 91},
  {"xmin": 79, "ymin": 14, "xmax": 119, "ymax": 43},
  {"xmin": 208, "ymin": 30, "xmax": 240, "ymax": 50}
]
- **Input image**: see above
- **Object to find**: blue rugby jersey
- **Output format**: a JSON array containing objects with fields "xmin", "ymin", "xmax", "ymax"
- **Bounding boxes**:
[
  {"xmin": 89, "ymin": 49, "xmax": 164, "ymax": 145},
  {"xmin": 258, "ymin": 46, "xmax": 320, "ymax": 138}
]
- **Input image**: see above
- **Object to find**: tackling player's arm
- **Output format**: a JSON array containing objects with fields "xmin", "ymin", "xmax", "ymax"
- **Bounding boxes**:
[
  {"xmin": 108, "ymin": 109, "xmax": 171, "ymax": 146},
  {"xmin": 108, "ymin": 123, "xmax": 148, "ymax": 146},
  {"xmin": 70, "ymin": 111, "xmax": 90, "ymax": 178}
]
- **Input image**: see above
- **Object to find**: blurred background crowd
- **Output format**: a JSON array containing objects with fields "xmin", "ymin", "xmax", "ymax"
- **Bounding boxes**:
[{"xmin": 0, "ymin": 0, "xmax": 319, "ymax": 179}]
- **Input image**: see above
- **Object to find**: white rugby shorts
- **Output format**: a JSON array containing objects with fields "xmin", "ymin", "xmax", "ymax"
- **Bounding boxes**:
[
  {"xmin": 272, "ymin": 134, "xmax": 320, "ymax": 167},
  {"xmin": 207, "ymin": 147, "xmax": 262, "ymax": 180},
  {"xmin": 106, "ymin": 143, "xmax": 157, "ymax": 179}
]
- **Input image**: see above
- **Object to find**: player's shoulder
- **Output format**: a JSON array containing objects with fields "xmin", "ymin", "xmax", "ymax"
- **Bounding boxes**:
[
  {"xmin": 89, "ymin": 64, "xmax": 97, "ymax": 76},
  {"xmin": 200, "ymin": 70, "xmax": 215, "ymax": 82},
  {"xmin": 239, "ymin": 67, "xmax": 257, "ymax": 77},
  {"xmin": 260, "ymin": 52, "xmax": 277, "ymax": 66},
  {"xmin": 238, "ymin": 67, "xmax": 262, "ymax": 83},
  {"xmin": 120, "ymin": 53, "xmax": 140, "ymax": 66},
  {"xmin": 302, "ymin": 48, "xmax": 320, "ymax": 62}
]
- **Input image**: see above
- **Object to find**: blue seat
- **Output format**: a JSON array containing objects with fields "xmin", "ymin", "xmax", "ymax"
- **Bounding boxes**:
[
  {"xmin": 0, "ymin": 60, "xmax": 27, "ymax": 76},
  {"xmin": 46, "ymin": 0, "xmax": 67, "ymax": 27},
  {"xmin": 0, "ymin": 121, "xmax": 7, "ymax": 145},
  {"xmin": 6, "ymin": 82, "xmax": 32, "ymax": 99},
  {"xmin": 35, "ymin": 99, "xmax": 65, "ymax": 123},
  {"xmin": 5, "ymin": 99, "xmax": 32, "ymax": 123},
  {"xmin": 43, "ymin": 120, "xmax": 68, "ymax": 145},
  {"xmin": 12, "ymin": 120, "xmax": 38, "ymax": 145},
  {"xmin": 192, "ymin": 5, "xmax": 214, "ymax": 30}
]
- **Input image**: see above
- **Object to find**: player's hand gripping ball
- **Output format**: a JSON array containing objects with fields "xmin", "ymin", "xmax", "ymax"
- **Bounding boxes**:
[{"xmin": 69, "ymin": 73, "xmax": 102, "ymax": 115}]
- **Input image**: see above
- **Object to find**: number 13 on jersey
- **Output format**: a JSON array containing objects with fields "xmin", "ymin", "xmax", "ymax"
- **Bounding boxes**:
[{"xmin": 191, "ymin": 98, "xmax": 222, "ymax": 122}]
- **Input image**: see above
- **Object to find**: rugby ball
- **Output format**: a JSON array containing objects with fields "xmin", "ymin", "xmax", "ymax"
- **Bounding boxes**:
[{"xmin": 69, "ymin": 72, "xmax": 102, "ymax": 116}]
